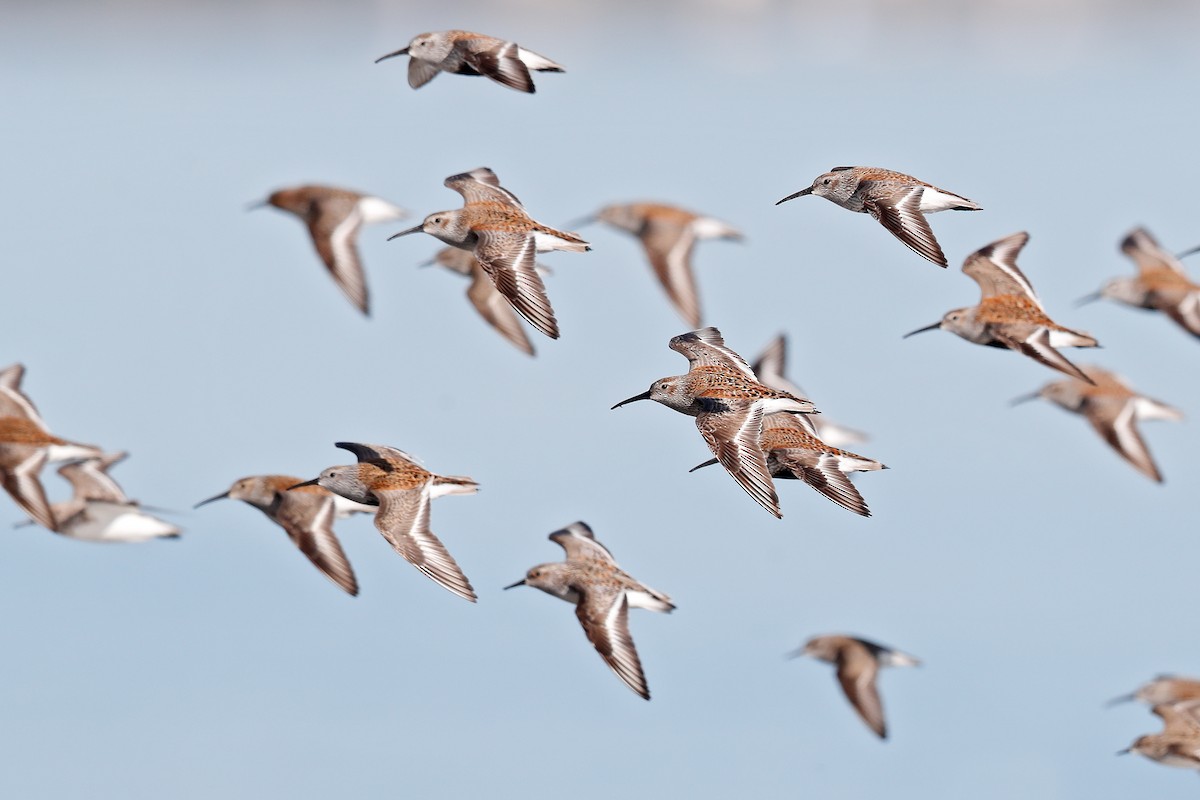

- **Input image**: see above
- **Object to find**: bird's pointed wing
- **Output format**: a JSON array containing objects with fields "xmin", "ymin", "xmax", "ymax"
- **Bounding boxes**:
[
  {"xmin": 308, "ymin": 199, "xmax": 369, "ymax": 315},
  {"xmin": 57, "ymin": 456, "xmax": 128, "ymax": 503},
  {"xmin": 476, "ymin": 231, "xmax": 559, "ymax": 339},
  {"xmin": 274, "ymin": 490, "xmax": 360, "ymax": 596},
  {"xmin": 466, "ymin": 261, "xmax": 536, "ymax": 355},
  {"xmin": 334, "ymin": 442, "xmax": 420, "ymax": 468},
  {"xmin": 772, "ymin": 451, "xmax": 870, "ymax": 517},
  {"xmin": 993, "ymin": 327, "xmax": 1094, "ymax": 385},
  {"xmin": 640, "ymin": 219, "xmax": 701, "ymax": 328},
  {"xmin": 576, "ymin": 588, "xmax": 649, "ymax": 699},
  {"xmin": 1122, "ymin": 227, "xmax": 1189, "ymax": 277},
  {"xmin": 836, "ymin": 643, "xmax": 887, "ymax": 738},
  {"xmin": 548, "ymin": 521, "xmax": 615, "ymax": 564},
  {"xmin": 1086, "ymin": 398, "xmax": 1163, "ymax": 482},
  {"xmin": 867, "ymin": 186, "xmax": 947, "ymax": 267},
  {"xmin": 695, "ymin": 405, "xmax": 781, "ymax": 518},
  {"xmin": 668, "ymin": 327, "xmax": 756, "ymax": 379},
  {"xmin": 962, "ymin": 231, "xmax": 1040, "ymax": 307},
  {"xmin": 443, "ymin": 168, "xmax": 523, "ymax": 207},
  {"xmin": 374, "ymin": 487, "xmax": 476, "ymax": 602},
  {"xmin": 0, "ymin": 364, "xmax": 47, "ymax": 429},
  {"xmin": 1162, "ymin": 291, "xmax": 1200, "ymax": 338},
  {"xmin": 2, "ymin": 449, "xmax": 56, "ymax": 531},
  {"xmin": 465, "ymin": 41, "xmax": 536, "ymax": 93},
  {"xmin": 407, "ymin": 57, "xmax": 441, "ymax": 89}
]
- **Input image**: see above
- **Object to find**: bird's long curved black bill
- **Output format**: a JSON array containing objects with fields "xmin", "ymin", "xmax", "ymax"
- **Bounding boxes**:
[
  {"xmin": 561, "ymin": 214, "xmax": 597, "ymax": 230},
  {"xmin": 1115, "ymin": 747, "xmax": 1132, "ymax": 756},
  {"xmin": 1178, "ymin": 245, "xmax": 1200, "ymax": 258},
  {"xmin": 374, "ymin": 47, "xmax": 409, "ymax": 64},
  {"xmin": 194, "ymin": 491, "xmax": 229, "ymax": 509},
  {"xmin": 245, "ymin": 200, "xmax": 269, "ymax": 212},
  {"xmin": 1009, "ymin": 391, "xmax": 1043, "ymax": 407},
  {"xmin": 387, "ymin": 224, "xmax": 424, "ymax": 241},
  {"xmin": 1075, "ymin": 291, "xmax": 1103, "ymax": 307},
  {"xmin": 902, "ymin": 322, "xmax": 942, "ymax": 339},
  {"xmin": 688, "ymin": 458, "xmax": 719, "ymax": 473},
  {"xmin": 1105, "ymin": 692, "xmax": 1137, "ymax": 708},
  {"xmin": 775, "ymin": 187, "xmax": 813, "ymax": 205},
  {"xmin": 287, "ymin": 479, "xmax": 320, "ymax": 491},
  {"xmin": 503, "ymin": 579, "xmax": 526, "ymax": 590},
  {"xmin": 611, "ymin": 390, "xmax": 652, "ymax": 410}
]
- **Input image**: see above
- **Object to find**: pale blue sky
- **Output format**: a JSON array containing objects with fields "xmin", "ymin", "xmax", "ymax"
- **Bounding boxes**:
[{"xmin": 4, "ymin": 1, "xmax": 1200, "ymax": 797}]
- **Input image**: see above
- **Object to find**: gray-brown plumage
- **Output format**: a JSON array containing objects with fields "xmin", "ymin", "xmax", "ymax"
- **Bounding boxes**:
[
  {"xmin": 375, "ymin": 30, "xmax": 564, "ymax": 94},
  {"xmin": 428, "ymin": 247, "xmax": 539, "ymax": 356},
  {"xmin": 1120, "ymin": 700, "xmax": 1200, "ymax": 771},
  {"xmin": 505, "ymin": 521, "xmax": 674, "ymax": 700},
  {"xmin": 791, "ymin": 634, "xmax": 921, "ymax": 739},
  {"xmin": 1109, "ymin": 676, "xmax": 1200, "ymax": 708}
]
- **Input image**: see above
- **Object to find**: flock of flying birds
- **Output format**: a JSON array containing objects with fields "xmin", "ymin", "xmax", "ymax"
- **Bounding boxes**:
[{"xmin": 7, "ymin": 27, "xmax": 1200, "ymax": 765}]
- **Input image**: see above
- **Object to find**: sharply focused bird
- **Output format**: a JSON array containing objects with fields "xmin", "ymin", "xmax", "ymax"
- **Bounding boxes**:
[
  {"xmin": 905, "ymin": 232, "xmax": 1100, "ymax": 383},
  {"xmin": 612, "ymin": 327, "xmax": 817, "ymax": 518},
  {"xmin": 505, "ymin": 521, "xmax": 673, "ymax": 700},
  {"xmin": 390, "ymin": 167, "xmax": 589, "ymax": 341},
  {"xmin": 776, "ymin": 166, "xmax": 980, "ymax": 267},
  {"xmin": 292, "ymin": 443, "xmax": 479, "ymax": 602},
  {"xmin": 375, "ymin": 30, "xmax": 564, "ymax": 93}
]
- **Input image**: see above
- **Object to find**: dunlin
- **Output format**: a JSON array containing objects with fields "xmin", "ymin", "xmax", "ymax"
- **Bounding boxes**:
[
  {"xmin": 0, "ymin": 415, "xmax": 101, "ymax": 531},
  {"xmin": 905, "ymin": 232, "xmax": 1100, "ymax": 384},
  {"xmin": 1078, "ymin": 227, "xmax": 1200, "ymax": 339},
  {"xmin": 776, "ymin": 166, "xmax": 981, "ymax": 267},
  {"xmin": 389, "ymin": 167, "xmax": 590, "ymax": 340},
  {"xmin": 425, "ymin": 246, "xmax": 542, "ymax": 356},
  {"xmin": 790, "ymin": 634, "xmax": 921, "ymax": 740},
  {"xmin": 1119, "ymin": 700, "xmax": 1200, "ymax": 770},
  {"xmin": 691, "ymin": 412, "xmax": 885, "ymax": 516},
  {"xmin": 572, "ymin": 202, "xmax": 742, "ymax": 327},
  {"xmin": 504, "ymin": 521, "xmax": 674, "ymax": 700},
  {"xmin": 42, "ymin": 452, "xmax": 180, "ymax": 542},
  {"xmin": 1109, "ymin": 676, "xmax": 1200, "ymax": 707},
  {"xmin": 252, "ymin": 184, "xmax": 407, "ymax": 316},
  {"xmin": 291, "ymin": 443, "xmax": 478, "ymax": 602},
  {"xmin": 1012, "ymin": 365, "xmax": 1182, "ymax": 483},
  {"xmin": 375, "ymin": 30, "xmax": 564, "ymax": 94},
  {"xmin": 612, "ymin": 327, "xmax": 817, "ymax": 518},
  {"xmin": 752, "ymin": 335, "xmax": 869, "ymax": 447},
  {"xmin": 196, "ymin": 474, "xmax": 372, "ymax": 595}
]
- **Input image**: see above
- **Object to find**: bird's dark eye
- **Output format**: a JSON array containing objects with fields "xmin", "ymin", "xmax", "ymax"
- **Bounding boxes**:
[
  {"xmin": 822, "ymin": 179, "xmax": 830, "ymax": 185},
  {"xmin": 434, "ymin": 217, "xmax": 442, "ymax": 223}
]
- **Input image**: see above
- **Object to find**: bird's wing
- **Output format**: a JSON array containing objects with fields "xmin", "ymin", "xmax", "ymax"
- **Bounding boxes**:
[
  {"xmin": 695, "ymin": 404, "xmax": 781, "ymax": 518},
  {"xmin": 309, "ymin": 200, "xmax": 370, "ymax": 315},
  {"xmin": 1085, "ymin": 397, "xmax": 1163, "ymax": 482},
  {"xmin": 668, "ymin": 327, "xmax": 756, "ymax": 379},
  {"xmin": 548, "ymin": 521, "xmax": 616, "ymax": 564},
  {"xmin": 961, "ymin": 231, "xmax": 1040, "ymax": 307},
  {"xmin": 464, "ymin": 41, "xmax": 536, "ymax": 93},
  {"xmin": 866, "ymin": 185, "xmax": 947, "ymax": 267},
  {"xmin": 575, "ymin": 588, "xmax": 649, "ymax": 699},
  {"xmin": 443, "ymin": 168, "xmax": 523, "ymax": 207},
  {"xmin": 274, "ymin": 490, "xmax": 360, "ymax": 596},
  {"xmin": 836, "ymin": 643, "xmax": 887, "ymax": 739},
  {"xmin": 2, "ymin": 449, "xmax": 56, "ymax": 531},
  {"xmin": 640, "ymin": 219, "xmax": 701, "ymax": 328},
  {"xmin": 476, "ymin": 230, "xmax": 559, "ymax": 339},
  {"xmin": 374, "ymin": 486, "xmax": 476, "ymax": 602},
  {"xmin": 466, "ymin": 263, "xmax": 536, "ymax": 355}
]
